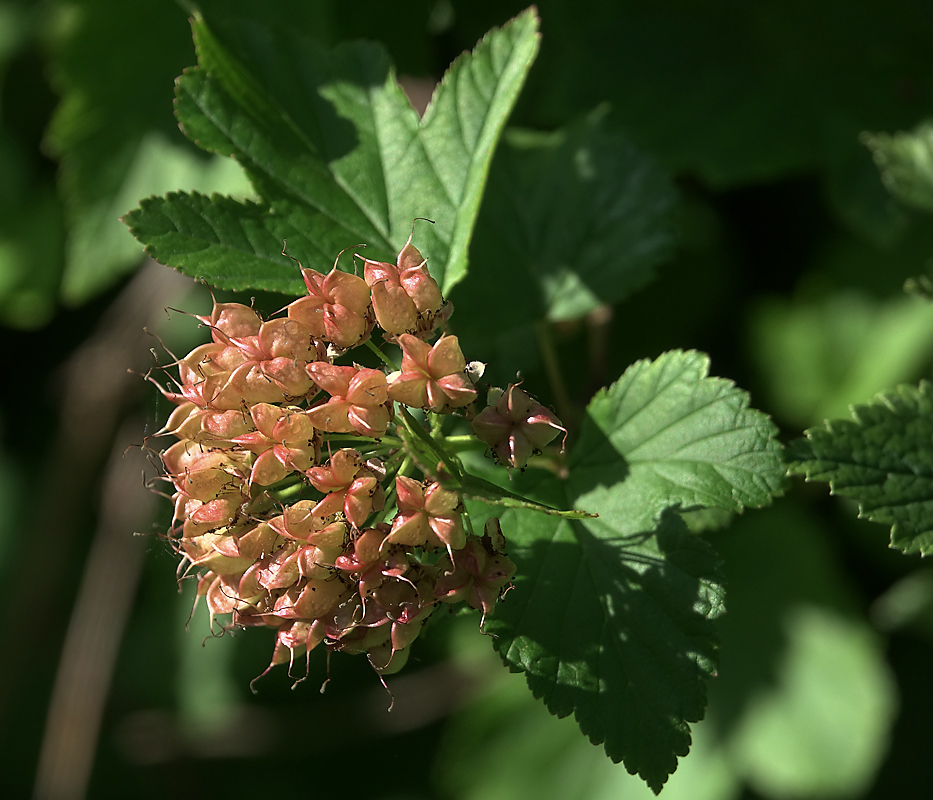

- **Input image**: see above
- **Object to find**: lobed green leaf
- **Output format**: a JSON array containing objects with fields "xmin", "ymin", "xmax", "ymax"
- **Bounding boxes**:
[
  {"xmin": 485, "ymin": 499, "xmax": 724, "ymax": 794},
  {"xmin": 123, "ymin": 191, "xmax": 329, "ymax": 293},
  {"xmin": 787, "ymin": 381, "xmax": 933, "ymax": 555},
  {"xmin": 124, "ymin": 9, "xmax": 540, "ymax": 294},
  {"xmin": 485, "ymin": 349, "xmax": 784, "ymax": 790}
]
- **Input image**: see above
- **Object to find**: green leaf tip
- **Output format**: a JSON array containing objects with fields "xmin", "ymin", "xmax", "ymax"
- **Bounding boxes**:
[
  {"xmin": 787, "ymin": 381, "xmax": 933, "ymax": 555},
  {"xmin": 456, "ymin": 472, "xmax": 597, "ymax": 519}
]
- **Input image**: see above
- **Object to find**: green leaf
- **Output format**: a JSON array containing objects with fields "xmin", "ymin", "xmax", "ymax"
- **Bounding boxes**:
[
  {"xmin": 748, "ymin": 290, "xmax": 933, "ymax": 429},
  {"xmin": 824, "ymin": 118, "xmax": 908, "ymax": 247},
  {"xmin": 0, "ymin": 187, "xmax": 64, "ymax": 329},
  {"xmin": 124, "ymin": 9, "xmax": 540, "ymax": 295},
  {"xmin": 437, "ymin": 652, "xmax": 739, "ymax": 800},
  {"xmin": 518, "ymin": 1, "xmax": 933, "ymax": 189},
  {"xmin": 873, "ymin": 568, "xmax": 933, "ymax": 636},
  {"xmin": 573, "ymin": 349, "xmax": 785, "ymax": 532},
  {"xmin": 484, "ymin": 350, "xmax": 784, "ymax": 790},
  {"xmin": 124, "ymin": 192, "xmax": 326, "ymax": 293},
  {"xmin": 456, "ymin": 472, "xmax": 596, "ymax": 520},
  {"xmin": 862, "ymin": 122, "xmax": 933, "ymax": 214},
  {"xmin": 730, "ymin": 606, "xmax": 896, "ymax": 798},
  {"xmin": 486, "ymin": 503, "xmax": 724, "ymax": 793},
  {"xmin": 710, "ymin": 504, "xmax": 897, "ymax": 797},
  {"xmin": 473, "ymin": 109, "xmax": 676, "ymax": 321},
  {"xmin": 45, "ymin": 0, "xmax": 250, "ymax": 305},
  {"xmin": 787, "ymin": 381, "xmax": 933, "ymax": 555},
  {"xmin": 450, "ymin": 111, "xmax": 676, "ymax": 372}
]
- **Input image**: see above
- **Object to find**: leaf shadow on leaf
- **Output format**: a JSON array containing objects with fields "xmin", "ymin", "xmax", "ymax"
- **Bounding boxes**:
[
  {"xmin": 496, "ymin": 112, "xmax": 676, "ymax": 323},
  {"xmin": 491, "ymin": 507, "xmax": 722, "ymax": 791},
  {"xmin": 567, "ymin": 406, "xmax": 631, "ymax": 492},
  {"xmin": 230, "ymin": 28, "xmax": 373, "ymax": 164},
  {"xmin": 192, "ymin": 13, "xmax": 378, "ymax": 178}
]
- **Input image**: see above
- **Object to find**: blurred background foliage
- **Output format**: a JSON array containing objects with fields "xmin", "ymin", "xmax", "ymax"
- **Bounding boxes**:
[{"xmin": 4, "ymin": 0, "xmax": 933, "ymax": 797}]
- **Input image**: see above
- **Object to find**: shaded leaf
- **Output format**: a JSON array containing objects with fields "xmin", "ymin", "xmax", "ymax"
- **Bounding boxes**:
[
  {"xmin": 486, "ymin": 503, "xmax": 724, "ymax": 793},
  {"xmin": 45, "ymin": 0, "xmax": 249, "ymax": 304},
  {"xmin": 517, "ymin": 0, "xmax": 933, "ymax": 188},
  {"xmin": 471, "ymin": 109, "xmax": 676, "ymax": 322},
  {"xmin": 438, "ymin": 663, "xmax": 740, "ymax": 800},
  {"xmin": 450, "ymin": 111, "xmax": 676, "ymax": 375},
  {"xmin": 729, "ymin": 606, "xmax": 896, "ymax": 798},
  {"xmin": 708, "ymin": 503, "xmax": 896, "ymax": 798},
  {"xmin": 748, "ymin": 290, "xmax": 933, "ymax": 429},
  {"xmin": 0, "ymin": 188, "xmax": 64, "ymax": 328}
]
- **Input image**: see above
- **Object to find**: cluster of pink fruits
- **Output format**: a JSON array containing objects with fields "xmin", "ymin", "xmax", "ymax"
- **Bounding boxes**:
[{"xmin": 151, "ymin": 229, "xmax": 565, "ymax": 683}]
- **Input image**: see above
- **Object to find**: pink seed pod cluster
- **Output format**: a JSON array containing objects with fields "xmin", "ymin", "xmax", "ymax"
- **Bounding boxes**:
[{"xmin": 149, "ymin": 231, "xmax": 563, "ymax": 685}]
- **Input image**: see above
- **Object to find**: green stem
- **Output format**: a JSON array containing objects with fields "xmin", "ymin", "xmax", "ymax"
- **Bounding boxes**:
[
  {"xmin": 269, "ymin": 480, "xmax": 313, "ymax": 505},
  {"xmin": 324, "ymin": 435, "xmax": 382, "ymax": 449},
  {"xmin": 535, "ymin": 320, "xmax": 574, "ymax": 427},
  {"xmin": 443, "ymin": 435, "xmax": 485, "ymax": 453},
  {"xmin": 397, "ymin": 406, "xmax": 463, "ymax": 482},
  {"xmin": 394, "ymin": 454, "xmax": 414, "ymax": 479},
  {"xmin": 367, "ymin": 453, "xmax": 409, "ymax": 527},
  {"xmin": 364, "ymin": 338, "xmax": 397, "ymax": 370}
]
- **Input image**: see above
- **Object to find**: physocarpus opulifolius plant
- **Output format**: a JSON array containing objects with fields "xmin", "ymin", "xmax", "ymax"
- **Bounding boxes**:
[{"xmin": 147, "ymin": 224, "xmax": 568, "ymax": 687}]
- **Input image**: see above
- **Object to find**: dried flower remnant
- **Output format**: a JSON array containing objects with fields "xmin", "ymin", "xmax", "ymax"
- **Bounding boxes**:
[
  {"xmin": 388, "ymin": 476, "xmax": 466, "ymax": 553},
  {"xmin": 232, "ymin": 404, "xmax": 320, "ymax": 486},
  {"xmin": 306, "ymin": 449, "xmax": 386, "ymax": 529},
  {"xmin": 288, "ymin": 257, "xmax": 374, "ymax": 350},
  {"xmin": 471, "ymin": 383, "xmax": 566, "ymax": 468},
  {"xmin": 147, "ymin": 228, "xmax": 566, "ymax": 687},
  {"xmin": 387, "ymin": 334, "xmax": 477, "ymax": 411},
  {"xmin": 306, "ymin": 363, "xmax": 391, "ymax": 438},
  {"xmin": 360, "ymin": 231, "xmax": 444, "ymax": 337}
]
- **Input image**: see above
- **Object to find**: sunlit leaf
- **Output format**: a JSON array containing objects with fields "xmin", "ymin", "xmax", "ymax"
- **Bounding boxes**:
[{"xmin": 124, "ymin": 9, "xmax": 540, "ymax": 295}]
